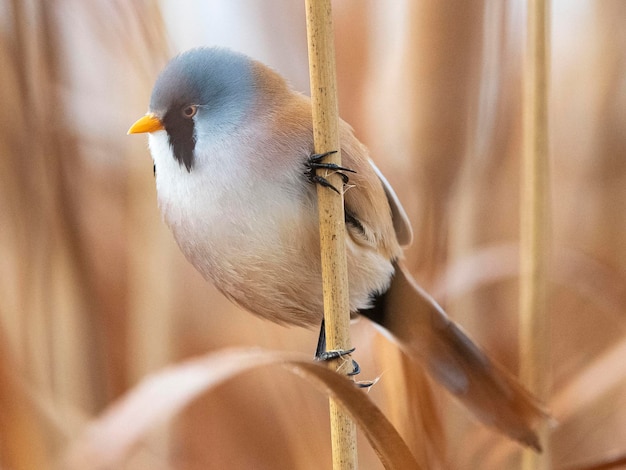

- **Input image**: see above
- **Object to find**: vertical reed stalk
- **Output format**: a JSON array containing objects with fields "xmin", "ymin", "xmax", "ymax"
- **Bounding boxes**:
[
  {"xmin": 304, "ymin": 0, "xmax": 357, "ymax": 468},
  {"xmin": 520, "ymin": 0, "xmax": 551, "ymax": 468}
]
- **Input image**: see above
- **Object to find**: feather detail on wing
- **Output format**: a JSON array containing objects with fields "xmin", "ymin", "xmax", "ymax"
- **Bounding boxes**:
[
  {"xmin": 338, "ymin": 121, "xmax": 411, "ymax": 259},
  {"xmin": 367, "ymin": 159, "xmax": 413, "ymax": 247}
]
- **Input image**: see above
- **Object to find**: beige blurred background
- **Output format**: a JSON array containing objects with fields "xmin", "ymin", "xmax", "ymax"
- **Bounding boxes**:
[{"xmin": 1, "ymin": 1, "xmax": 625, "ymax": 468}]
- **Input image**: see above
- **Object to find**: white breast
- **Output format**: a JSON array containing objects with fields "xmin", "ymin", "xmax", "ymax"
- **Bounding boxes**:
[
  {"xmin": 148, "ymin": 127, "xmax": 329, "ymax": 326},
  {"xmin": 147, "ymin": 125, "xmax": 395, "ymax": 328}
]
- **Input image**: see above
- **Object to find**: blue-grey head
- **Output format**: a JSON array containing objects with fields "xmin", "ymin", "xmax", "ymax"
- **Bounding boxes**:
[{"xmin": 129, "ymin": 47, "xmax": 256, "ymax": 171}]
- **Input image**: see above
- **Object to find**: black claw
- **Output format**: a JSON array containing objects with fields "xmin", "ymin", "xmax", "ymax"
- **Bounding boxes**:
[
  {"xmin": 318, "ymin": 348, "xmax": 362, "ymax": 377},
  {"xmin": 318, "ymin": 347, "xmax": 356, "ymax": 361},
  {"xmin": 309, "ymin": 150, "xmax": 338, "ymax": 163},
  {"xmin": 311, "ymin": 175, "xmax": 341, "ymax": 194},
  {"xmin": 309, "ymin": 161, "xmax": 357, "ymax": 175},
  {"xmin": 355, "ymin": 379, "xmax": 376, "ymax": 389},
  {"xmin": 347, "ymin": 359, "xmax": 361, "ymax": 376},
  {"xmin": 306, "ymin": 150, "xmax": 356, "ymax": 191}
]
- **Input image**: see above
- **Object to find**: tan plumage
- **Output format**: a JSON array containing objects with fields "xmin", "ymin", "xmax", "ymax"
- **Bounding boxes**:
[
  {"xmin": 369, "ymin": 262, "xmax": 547, "ymax": 450},
  {"xmin": 129, "ymin": 47, "xmax": 548, "ymax": 450}
]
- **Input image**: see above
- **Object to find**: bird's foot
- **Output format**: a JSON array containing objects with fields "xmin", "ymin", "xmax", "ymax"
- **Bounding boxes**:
[
  {"xmin": 317, "ymin": 347, "xmax": 360, "ymax": 374},
  {"xmin": 305, "ymin": 150, "xmax": 356, "ymax": 194},
  {"xmin": 314, "ymin": 320, "xmax": 373, "ymax": 387}
]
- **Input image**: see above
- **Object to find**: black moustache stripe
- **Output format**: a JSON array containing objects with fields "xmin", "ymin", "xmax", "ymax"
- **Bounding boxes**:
[{"xmin": 162, "ymin": 108, "xmax": 196, "ymax": 171}]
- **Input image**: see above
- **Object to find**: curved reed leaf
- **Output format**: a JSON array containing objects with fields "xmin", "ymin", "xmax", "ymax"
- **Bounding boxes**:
[{"xmin": 65, "ymin": 348, "xmax": 420, "ymax": 470}]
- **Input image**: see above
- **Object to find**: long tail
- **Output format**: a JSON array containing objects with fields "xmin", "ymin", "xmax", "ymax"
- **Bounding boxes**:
[{"xmin": 361, "ymin": 262, "xmax": 548, "ymax": 451}]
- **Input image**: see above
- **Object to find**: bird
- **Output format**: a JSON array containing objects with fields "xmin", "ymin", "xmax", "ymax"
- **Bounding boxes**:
[{"xmin": 128, "ymin": 47, "xmax": 547, "ymax": 450}]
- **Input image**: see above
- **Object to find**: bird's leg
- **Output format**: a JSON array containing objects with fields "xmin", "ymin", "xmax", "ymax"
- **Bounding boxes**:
[
  {"xmin": 305, "ymin": 150, "xmax": 356, "ymax": 194},
  {"xmin": 314, "ymin": 318, "xmax": 361, "ymax": 377},
  {"xmin": 314, "ymin": 317, "xmax": 327, "ymax": 359}
]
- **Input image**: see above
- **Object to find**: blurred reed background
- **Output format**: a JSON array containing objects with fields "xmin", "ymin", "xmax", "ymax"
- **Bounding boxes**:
[{"xmin": 1, "ymin": 0, "xmax": 625, "ymax": 469}]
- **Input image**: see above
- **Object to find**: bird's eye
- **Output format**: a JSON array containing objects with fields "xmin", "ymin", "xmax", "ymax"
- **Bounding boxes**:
[{"xmin": 182, "ymin": 105, "xmax": 197, "ymax": 119}]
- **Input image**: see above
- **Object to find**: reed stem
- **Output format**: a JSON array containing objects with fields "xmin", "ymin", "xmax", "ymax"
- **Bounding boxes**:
[
  {"xmin": 304, "ymin": 0, "xmax": 358, "ymax": 468},
  {"xmin": 520, "ymin": 0, "xmax": 551, "ymax": 468}
]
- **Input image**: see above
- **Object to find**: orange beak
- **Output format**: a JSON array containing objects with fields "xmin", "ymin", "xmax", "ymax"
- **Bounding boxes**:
[{"xmin": 127, "ymin": 113, "xmax": 164, "ymax": 134}]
